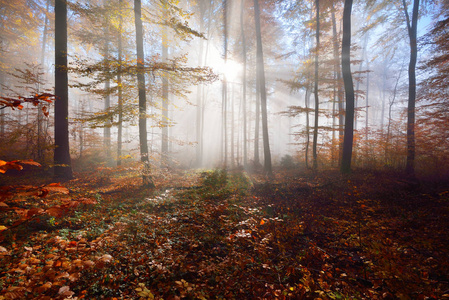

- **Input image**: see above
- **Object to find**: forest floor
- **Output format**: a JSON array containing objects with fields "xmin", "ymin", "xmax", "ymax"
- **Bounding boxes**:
[{"xmin": 0, "ymin": 166, "xmax": 448, "ymax": 299}]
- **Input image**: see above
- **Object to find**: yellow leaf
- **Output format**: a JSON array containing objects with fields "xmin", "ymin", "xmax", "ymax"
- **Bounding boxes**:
[{"xmin": 0, "ymin": 225, "xmax": 7, "ymax": 231}]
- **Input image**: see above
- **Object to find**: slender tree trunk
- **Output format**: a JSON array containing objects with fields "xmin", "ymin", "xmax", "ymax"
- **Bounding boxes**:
[
  {"xmin": 254, "ymin": 72, "xmax": 261, "ymax": 166},
  {"xmin": 254, "ymin": 0, "xmax": 272, "ymax": 176},
  {"xmin": 195, "ymin": 2, "xmax": 206, "ymax": 168},
  {"xmin": 402, "ymin": 0, "xmax": 419, "ymax": 176},
  {"xmin": 38, "ymin": 0, "xmax": 50, "ymax": 162},
  {"xmin": 354, "ymin": 36, "xmax": 367, "ymax": 132},
  {"xmin": 117, "ymin": 0, "xmax": 123, "ymax": 166},
  {"xmin": 340, "ymin": 0, "xmax": 355, "ymax": 174},
  {"xmin": 222, "ymin": 0, "xmax": 228, "ymax": 168},
  {"xmin": 161, "ymin": 25, "xmax": 169, "ymax": 167},
  {"xmin": 305, "ymin": 87, "xmax": 311, "ymax": 168},
  {"xmin": 331, "ymin": 5, "xmax": 340, "ymax": 166},
  {"xmin": 240, "ymin": 0, "xmax": 248, "ymax": 168},
  {"xmin": 134, "ymin": 0, "xmax": 154, "ymax": 187},
  {"xmin": 365, "ymin": 61, "xmax": 370, "ymax": 140},
  {"xmin": 386, "ymin": 61, "xmax": 404, "ymax": 163},
  {"xmin": 231, "ymin": 84, "xmax": 235, "ymax": 167},
  {"xmin": 312, "ymin": 0, "xmax": 320, "ymax": 170},
  {"xmin": 54, "ymin": 0, "xmax": 73, "ymax": 180},
  {"xmin": 103, "ymin": 0, "xmax": 111, "ymax": 163}
]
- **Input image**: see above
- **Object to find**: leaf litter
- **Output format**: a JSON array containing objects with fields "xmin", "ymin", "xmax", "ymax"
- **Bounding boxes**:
[{"xmin": 0, "ymin": 168, "xmax": 448, "ymax": 299}]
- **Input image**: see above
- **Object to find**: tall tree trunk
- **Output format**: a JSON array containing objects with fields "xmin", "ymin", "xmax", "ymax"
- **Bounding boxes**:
[
  {"xmin": 195, "ymin": 2, "xmax": 206, "ymax": 168},
  {"xmin": 254, "ymin": 0, "xmax": 272, "ymax": 176},
  {"xmin": 240, "ymin": 0, "xmax": 248, "ymax": 168},
  {"xmin": 231, "ymin": 84, "xmax": 235, "ymax": 167},
  {"xmin": 365, "ymin": 61, "xmax": 370, "ymax": 140},
  {"xmin": 54, "ymin": 0, "xmax": 73, "ymax": 180},
  {"xmin": 117, "ymin": 0, "xmax": 123, "ymax": 166},
  {"xmin": 38, "ymin": 0, "xmax": 50, "ymax": 162},
  {"xmin": 103, "ymin": 0, "xmax": 111, "ymax": 163},
  {"xmin": 386, "ymin": 61, "xmax": 404, "ymax": 163},
  {"xmin": 312, "ymin": 0, "xmax": 320, "ymax": 170},
  {"xmin": 222, "ymin": 0, "xmax": 228, "ymax": 168},
  {"xmin": 354, "ymin": 36, "xmax": 367, "ymax": 132},
  {"xmin": 134, "ymin": 0, "xmax": 154, "ymax": 187},
  {"xmin": 305, "ymin": 86, "xmax": 311, "ymax": 168},
  {"xmin": 340, "ymin": 0, "xmax": 355, "ymax": 174},
  {"xmin": 254, "ymin": 71, "xmax": 261, "ymax": 166},
  {"xmin": 161, "ymin": 25, "xmax": 169, "ymax": 167},
  {"xmin": 402, "ymin": 0, "xmax": 419, "ymax": 176}
]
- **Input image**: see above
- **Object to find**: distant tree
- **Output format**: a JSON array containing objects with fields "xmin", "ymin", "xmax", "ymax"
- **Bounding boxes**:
[
  {"xmin": 240, "ymin": 0, "xmax": 248, "ymax": 168},
  {"xmin": 340, "ymin": 0, "xmax": 355, "ymax": 174},
  {"xmin": 54, "ymin": 0, "xmax": 73, "ymax": 180}
]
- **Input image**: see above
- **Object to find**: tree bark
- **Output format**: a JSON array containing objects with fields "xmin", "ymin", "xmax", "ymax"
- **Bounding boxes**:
[
  {"xmin": 254, "ymin": 0, "xmax": 272, "ymax": 176},
  {"xmin": 340, "ymin": 0, "xmax": 355, "ymax": 174},
  {"xmin": 54, "ymin": 0, "xmax": 73, "ymax": 180},
  {"xmin": 134, "ymin": 0, "xmax": 154, "ymax": 187}
]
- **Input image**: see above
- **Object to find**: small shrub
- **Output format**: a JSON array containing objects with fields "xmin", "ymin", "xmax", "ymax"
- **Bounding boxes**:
[{"xmin": 280, "ymin": 154, "xmax": 296, "ymax": 169}]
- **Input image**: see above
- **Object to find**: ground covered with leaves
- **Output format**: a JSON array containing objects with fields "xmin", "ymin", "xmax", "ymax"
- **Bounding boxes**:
[{"xmin": 0, "ymin": 167, "xmax": 448, "ymax": 299}]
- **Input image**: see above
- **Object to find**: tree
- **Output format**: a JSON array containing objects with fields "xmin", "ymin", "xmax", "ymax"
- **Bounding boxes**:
[
  {"xmin": 54, "ymin": 0, "xmax": 73, "ymax": 180},
  {"xmin": 402, "ymin": 0, "xmax": 419, "ymax": 176},
  {"xmin": 254, "ymin": 0, "xmax": 272, "ymax": 176},
  {"xmin": 117, "ymin": 0, "xmax": 124, "ymax": 166},
  {"xmin": 161, "ymin": 4, "xmax": 169, "ymax": 168},
  {"xmin": 340, "ymin": 0, "xmax": 355, "ymax": 174},
  {"xmin": 222, "ymin": 0, "xmax": 228, "ymax": 168},
  {"xmin": 312, "ymin": 0, "xmax": 320, "ymax": 170},
  {"xmin": 240, "ymin": 0, "xmax": 248, "ymax": 168},
  {"xmin": 103, "ymin": 0, "xmax": 112, "ymax": 164},
  {"xmin": 134, "ymin": 0, "xmax": 154, "ymax": 187}
]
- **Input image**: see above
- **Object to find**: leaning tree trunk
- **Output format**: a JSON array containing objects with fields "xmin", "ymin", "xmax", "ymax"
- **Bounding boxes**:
[
  {"xmin": 340, "ymin": 0, "xmax": 355, "ymax": 174},
  {"xmin": 54, "ymin": 0, "xmax": 73, "ymax": 180},
  {"xmin": 254, "ymin": 0, "xmax": 272, "ymax": 177},
  {"xmin": 134, "ymin": 0, "xmax": 154, "ymax": 187}
]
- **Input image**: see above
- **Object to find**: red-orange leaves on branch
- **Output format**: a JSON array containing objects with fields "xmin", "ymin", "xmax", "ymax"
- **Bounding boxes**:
[
  {"xmin": 0, "ymin": 92, "xmax": 55, "ymax": 116},
  {"xmin": 0, "ymin": 159, "xmax": 42, "ymax": 174}
]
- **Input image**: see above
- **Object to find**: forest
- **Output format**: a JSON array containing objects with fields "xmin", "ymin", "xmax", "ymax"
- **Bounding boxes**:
[{"xmin": 0, "ymin": 0, "xmax": 448, "ymax": 299}]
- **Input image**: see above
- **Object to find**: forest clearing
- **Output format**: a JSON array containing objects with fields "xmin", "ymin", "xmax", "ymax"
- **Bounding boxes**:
[{"xmin": 0, "ymin": 167, "xmax": 448, "ymax": 299}]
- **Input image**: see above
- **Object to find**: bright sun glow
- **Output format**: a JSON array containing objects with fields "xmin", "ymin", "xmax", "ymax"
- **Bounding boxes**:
[
  {"xmin": 222, "ymin": 59, "xmax": 242, "ymax": 83},
  {"xmin": 208, "ymin": 46, "xmax": 242, "ymax": 83}
]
